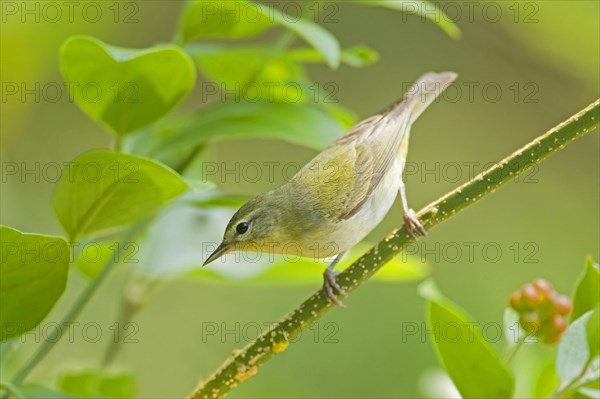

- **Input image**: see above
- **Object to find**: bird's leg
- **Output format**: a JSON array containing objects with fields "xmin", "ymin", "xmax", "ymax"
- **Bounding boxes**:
[
  {"xmin": 398, "ymin": 131, "xmax": 427, "ymax": 240},
  {"xmin": 398, "ymin": 175, "xmax": 427, "ymax": 239},
  {"xmin": 322, "ymin": 252, "xmax": 347, "ymax": 307}
]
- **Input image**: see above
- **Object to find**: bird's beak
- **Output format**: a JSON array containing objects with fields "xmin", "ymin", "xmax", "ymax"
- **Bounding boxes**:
[{"xmin": 203, "ymin": 243, "xmax": 230, "ymax": 266}]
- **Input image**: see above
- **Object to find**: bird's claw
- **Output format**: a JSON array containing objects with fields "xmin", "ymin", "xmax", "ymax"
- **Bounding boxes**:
[
  {"xmin": 403, "ymin": 208, "xmax": 428, "ymax": 239},
  {"xmin": 322, "ymin": 269, "xmax": 347, "ymax": 308}
]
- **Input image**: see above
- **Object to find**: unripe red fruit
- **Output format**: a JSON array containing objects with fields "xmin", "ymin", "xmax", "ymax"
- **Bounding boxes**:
[
  {"xmin": 551, "ymin": 314, "xmax": 567, "ymax": 333},
  {"xmin": 544, "ymin": 334, "xmax": 561, "ymax": 344},
  {"xmin": 533, "ymin": 278, "xmax": 553, "ymax": 296},
  {"xmin": 509, "ymin": 278, "xmax": 573, "ymax": 345},
  {"xmin": 509, "ymin": 292, "xmax": 522, "ymax": 310},
  {"xmin": 522, "ymin": 283, "xmax": 542, "ymax": 309},
  {"xmin": 552, "ymin": 294, "xmax": 573, "ymax": 316},
  {"xmin": 520, "ymin": 312, "xmax": 541, "ymax": 330}
]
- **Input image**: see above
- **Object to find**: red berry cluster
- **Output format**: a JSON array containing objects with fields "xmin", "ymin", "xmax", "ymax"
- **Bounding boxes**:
[{"xmin": 509, "ymin": 278, "xmax": 573, "ymax": 343}]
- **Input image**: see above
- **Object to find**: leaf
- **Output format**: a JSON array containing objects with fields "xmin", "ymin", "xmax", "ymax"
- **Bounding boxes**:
[
  {"xmin": 98, "ymin": 374, "xmax": 136, "ymax": 398},
  {"xmin": 572, "ymin": 257, "xmax": 600, "ymax": 320},
  {"xmin": 52, "ymin": 150, "xmax": 188, "ymax": 240},
  {"xmin": 557, "ymin": 311, "xmax": 594, "ymax": 384},
  {"xmin": 586, "ymin": 306, "xmax": 599, "ymax": 358},
  {"xmin": 534, "ymin": 360, "xmax": 560, "ymax": 399},
  {"xmin": 419, "ymin": 279, "xmax": 515, "ymax": 398},
  {"xmin": 178, "ymin": 101, "xmax": 345, "ymax": 149},
  {"xmin": 121, "ymin": 116, "xmax": 195, "ymax": 168},
  {"xmin": 0, "ymin": 226, "xmax": 69, "ymax": 341},
  {"xmin": 417, "ymin": 369, "xmax": 461, "ymax": 398},
  {"xmin": 340, "ymin": 45, "xmax": 380, "ymax": 68},
  {"xmin": 255, "ymin": 2, "xmax": 341, "ymax": 68},
  {"xmin": 573, "ymin": 358, "xmax": 600, "ymax": 398},
  {"xmin": 60, "ymin": 36, "xmax": 196, "ymax": 135},
  {"xmin": 74, "ymin": 241, "xmax": 114, "ymax": 279},
  {"xmin": 578, "ymin": 387, "xmax": 600, "ymax": 398},
  {"xmin": 189, "ymin": 44, "xmax": 376, "ymax": 102},
  {"xmin": 191, "ymin": 195, "xmax": 252, "ymax": 209},
  {"xmin": 179, "ymin": 0, "xmax": 272, "ymax": 42},
  {"xmin": 59, "ymin": 370, "xmax": 136, "ymax": 399},
  {"xmin": 123, "ymin": 101, "xmax": 346, "ymax": 172},
  {"xmin": 21, "ymin": 385, "xmax": 74, "ymax": 399},
  {"xmin": 287, "ymin": 45, "xmax": 380, "ymax": 68},
  {"xmin": 190, "ymin": 44, "xmax": 309, "ymax": 101},
  {"xmin": 194, "ymin": 243, "xmax": 430, "ymax": 284},
  {"xmin": 503, "ymin": 307, "xmax": 525, "ymax": 347},
  {"xmin": 131, "ymin": 192, "xmax": 253, "ymax": 277},
  {"xmin": 180, "ymin": 1, "xmax": 341, "ymax": 68},
  {"xmin": 322, "ymin": 103, "xmax": 358, "ymax": 130},
  {"xmin": 74, "ymin": 239, "xmax": 140, "ymax": 279},
  {"xmin": 352, "ymin": 0, "xmax": 462, "ymax": 39}
]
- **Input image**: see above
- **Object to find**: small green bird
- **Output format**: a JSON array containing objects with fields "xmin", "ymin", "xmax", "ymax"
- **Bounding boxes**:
[{"xmin": 204, "ymin": 72, "xmax": 457, "ymax": 306}]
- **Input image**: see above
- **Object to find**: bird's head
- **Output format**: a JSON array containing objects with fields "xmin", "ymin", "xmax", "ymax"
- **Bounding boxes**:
[{"xmin": 203, "ymin": 193, "xmax": 289, "ymax": 266}]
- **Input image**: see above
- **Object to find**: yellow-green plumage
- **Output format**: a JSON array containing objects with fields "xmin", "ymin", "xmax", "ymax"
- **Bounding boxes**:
[{"xmin": 204, "ymin": 72, "xmax": 457, "ymax": 274}]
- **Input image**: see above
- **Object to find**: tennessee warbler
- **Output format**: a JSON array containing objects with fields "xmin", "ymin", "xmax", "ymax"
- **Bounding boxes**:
[{"xmin": 204, "ymin": 72, "xmax": 457, "ymax": 306}]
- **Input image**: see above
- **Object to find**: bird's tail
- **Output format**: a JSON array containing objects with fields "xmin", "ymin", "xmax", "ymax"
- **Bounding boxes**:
[{"xmin": 385, "ymin": 71, "xmax": 457, "ymax": 125}]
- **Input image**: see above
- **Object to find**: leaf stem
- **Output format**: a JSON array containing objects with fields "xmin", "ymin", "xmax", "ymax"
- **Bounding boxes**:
[
  {"xmin": 0, "ymin": 383, "xmax": 24, "ymax": 399},
  {"xmin": 552, "ymin": 356, "xmax": 596, "ymax": 398},
  {"xmin": 9, "ymin": 226, "xmax": 140, "ymax": 387},
  {"xmin": 101, "ymin": 272, "xmax": 160, "ymax": 367},
  {"xmin": 113, "ymin": 136, "xmax": 122, "ymax": 152},
  {"xmin": 188, "ymin": 99, "xmax": 599, "ymax": 399},
  {"xmin": 504, "ymin": 336, "xmax": 526, "ymax": 364}
]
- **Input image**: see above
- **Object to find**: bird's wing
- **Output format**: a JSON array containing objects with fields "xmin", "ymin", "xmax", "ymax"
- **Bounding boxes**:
[
  {"xmin": 290, "ymin": 72, "xmax": 458, "ymax": 223},
  {"xmin": 332, "ymin": 71, "xmax": 458, "ymax": 220},
  {"xmin": 289, "ymin": 141, "xmax": 374, "ymax": 222}
]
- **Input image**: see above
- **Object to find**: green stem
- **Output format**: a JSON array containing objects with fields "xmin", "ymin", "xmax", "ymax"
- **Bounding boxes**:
[
  {"xmin": 9, "ymin": 226, "xmax": 140, "ymax": 387},
  {"xmin": 188, "ymin": 100, "xmax": 600, "ymax": 399},
  {"xmin": 0, "ymin": 383, "xmax": 23, "ymax": 399},
  {"xmin": 100, "ymin": 276, "xmax": 138, "ymax": 367},
  {"xmin": 552, "ymin": 356, "xmax": 596, "ymax": 398},
  {"xmin": 271, "ymin": 30, "xmax": 296, "ymax": 55},
  {"xmin": 113, "ymin": 136, "xmax": 122, "ymax": 152},
  {"xmin": 176, "ymin": 144, "xmax": 205, "ymax": 176},
  {"xmin": 504, "ymin": 337, "xmax": 525, "ymax": 364},
  {"xmin": 101, "ymin": 272, "xmax": 159, "ymax": 367}
]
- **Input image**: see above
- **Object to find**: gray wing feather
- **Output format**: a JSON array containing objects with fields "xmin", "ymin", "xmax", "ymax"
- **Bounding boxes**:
[{"xmin": 336, "ymin": 72, "xmax": 457, "ymax": 220}]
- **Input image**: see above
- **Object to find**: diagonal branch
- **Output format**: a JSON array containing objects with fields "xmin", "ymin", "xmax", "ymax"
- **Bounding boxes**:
[{"xmin": 188, "ymin": 99, "xmax": 599, "ymax": 399}]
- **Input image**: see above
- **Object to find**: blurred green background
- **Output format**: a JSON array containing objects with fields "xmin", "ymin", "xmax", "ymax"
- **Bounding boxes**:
[{"xmin": 1, "ymin": 1, "xmax": 598, "ymax": 397}]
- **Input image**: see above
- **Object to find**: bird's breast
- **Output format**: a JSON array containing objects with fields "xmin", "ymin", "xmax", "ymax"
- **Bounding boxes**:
[{"xmin": 295, "ymin": 160, "xmax": 403, "ymax": 258}]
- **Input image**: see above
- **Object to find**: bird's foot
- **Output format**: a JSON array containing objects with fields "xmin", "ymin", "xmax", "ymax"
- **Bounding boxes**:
[
  {"xmin": 403, "ymin": 208, "xmax": 428, "ymax": 239},
  {"xmin": 322, "ymin": 269, "xmax": 347, "ymax": 308}
]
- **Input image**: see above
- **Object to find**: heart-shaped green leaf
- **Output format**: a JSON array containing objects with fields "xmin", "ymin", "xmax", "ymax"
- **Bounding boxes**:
[
  {"xmin": 189, "ymin": 44, "xmax": 308, "ymax": 102},
  {"xmin": 52, "ymin": 150, "xmax": 188, "ymax": 240},
  {"xmin": 1, "ymin": 226, "xmax": 69, "ymax": 341},
  {"xmin": 60, "ymin": 36, "xmax": 196, "ymax": 135},
  {"xmin": 188, "ymin": 44, "xmax": 376, "ymax": 101},
  {"xmin": 179, "ymin": 0, "xmax": 272, "ymax": 41}
]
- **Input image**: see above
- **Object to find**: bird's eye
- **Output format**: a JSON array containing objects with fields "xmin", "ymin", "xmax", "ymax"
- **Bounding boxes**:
[{"xmin": 236, "ymin": 222, "xmax": 249, "ymax": 234}]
